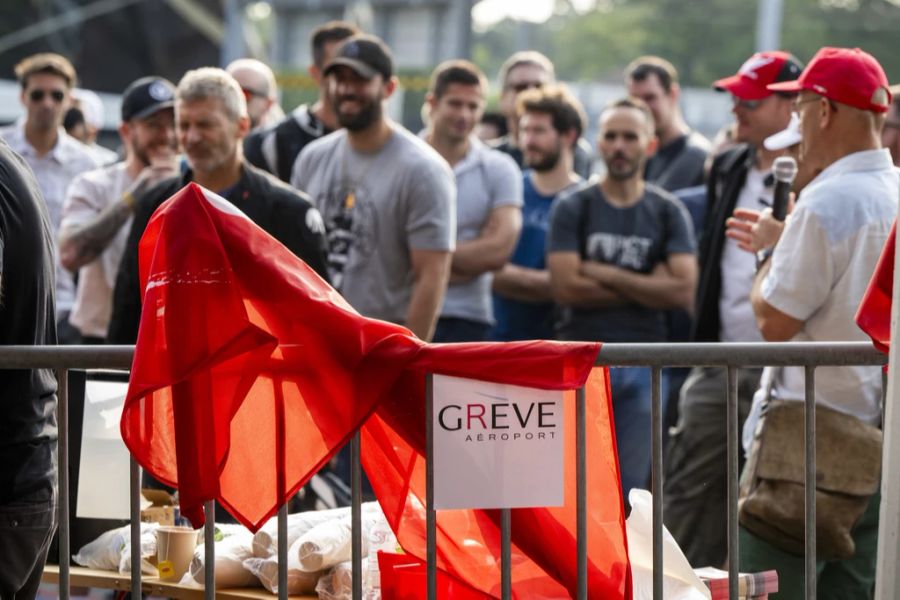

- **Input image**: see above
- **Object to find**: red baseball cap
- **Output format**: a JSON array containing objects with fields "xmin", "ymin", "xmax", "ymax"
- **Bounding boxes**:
[
  {"xmin": 767, "ymin": 47, "xmax": 892, "ymax": 113},
  {"xmin": 714, "ymin": 51, "xmax": 804, "ymax": 100}
]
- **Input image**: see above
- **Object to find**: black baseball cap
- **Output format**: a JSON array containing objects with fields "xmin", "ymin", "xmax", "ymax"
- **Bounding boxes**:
[
  {"xmin": 121, "ymin": 76, "xmax": 176, "ymax": 122},
  {"xmin": 323, "ymin": 34, "xmax": 393, "ymax": 80}
]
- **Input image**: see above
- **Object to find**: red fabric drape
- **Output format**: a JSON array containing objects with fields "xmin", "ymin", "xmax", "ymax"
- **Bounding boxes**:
[
  {"xmin": 121, "ymin": 183, "xmax": 630, "ymax": 598},
  {"xmin": 856, "ymin": 219, "xmax": 896, "ymax": 354}
]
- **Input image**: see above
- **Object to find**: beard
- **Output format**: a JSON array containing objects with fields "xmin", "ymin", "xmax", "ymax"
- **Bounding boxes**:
[
  {"xmin": 524, "ymin": 141, "xmax": 562, "ymax": 172},
  {"xmin": 604, "ymin": 152, "xmax": 642, "ymax": 181},
  {"xmin": 334, "ymin": 93, "xmax": 383, "ymax": 131}
]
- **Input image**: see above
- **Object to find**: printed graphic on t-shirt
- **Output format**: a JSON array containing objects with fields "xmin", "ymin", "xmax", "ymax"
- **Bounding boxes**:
[
  {"xmin": 586, "ymin": 233, "xmax": 653, "ymax": 271},
  {"xmin": 319, "ymin": 180, "xmax": 378, "ymax": 289}
]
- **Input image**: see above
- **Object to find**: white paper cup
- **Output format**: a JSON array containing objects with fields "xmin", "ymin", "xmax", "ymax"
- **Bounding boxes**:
[{"xmin": 156, "ymin": 526, "xmax": 199, "ymax": 582}]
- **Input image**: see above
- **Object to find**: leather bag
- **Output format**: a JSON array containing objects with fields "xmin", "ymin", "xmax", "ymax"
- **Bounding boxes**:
[{"xmin": 738, "ymin": 399, "xmax": 882, "ymax": 560}]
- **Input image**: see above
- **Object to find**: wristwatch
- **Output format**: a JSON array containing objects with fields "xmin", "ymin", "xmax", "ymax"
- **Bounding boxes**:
[{"xmin": 755, "ymin": 247, "xmax": 775, "ymax": 272}]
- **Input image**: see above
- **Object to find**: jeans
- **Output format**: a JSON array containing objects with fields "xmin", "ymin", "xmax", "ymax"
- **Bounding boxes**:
[
  {"xmin": 432, "ymin": 317, "xmax": 492, "ymax": 343},
  {"xmin": 608, "ymin": 367, "xmax": 667, "ymax": 500},
  {"xmin": 0, "ymin": 484, "xmax": 57, "ymax": 599}
]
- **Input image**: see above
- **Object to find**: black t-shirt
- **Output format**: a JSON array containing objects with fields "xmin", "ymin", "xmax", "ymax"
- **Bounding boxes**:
[
  {"xmin": 644, "ymin": 131, "xmax": 711, "ymax": 193},
  {"xmin": 0, "ymin": 139, "xmax": 58, "ymax": 501},
  {"xmin": 547, "ymin": 181, "xmax": 696, "ymax": 343},
  {"xmin": 108, "ymin": 163, "xmax": 330, "ymax": 344}
]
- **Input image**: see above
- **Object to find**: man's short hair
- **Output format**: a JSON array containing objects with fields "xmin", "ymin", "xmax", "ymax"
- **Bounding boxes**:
[
  {"xmin": 429, "ymin": 60, "xmax": 487, "ymax": 99},
  {"xmin": 516, "ymin": 84, "xmax": 586, "ymax": 138},
  {"xmin": 602, "ymin": 97, "xmax": 656, "ymax": 134},
  {"xmin": 311, "ymin": 21, "xmax": 361, "ymax": 69},
  {"xmin": 177, "ymin": 68, "xmax": 247, "ymax": 121},
  {"xmin": 624, "ymin": 56, "xmax": 678, "ymax": 93},
  {"xmin": 14, "ymin": 53, "xmax": 77, "ymax": 89},
  {"xmin": 498, "ymin": 51, "xmax": 555, "ymax": 88}
]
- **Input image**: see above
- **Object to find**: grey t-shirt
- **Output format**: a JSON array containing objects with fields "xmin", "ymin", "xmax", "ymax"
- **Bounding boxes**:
[
  {"xmin": 442, "ymin": 138, "xmax": 522, "ymax": 324},
  {"xmin": 644, "ymin": 131, "xmax": 711, "ymax": 193},
  {"xmin": 547, "ymin": 180, "xmax": 696, "ymax": 342},
  {"xmin": 292, "ymin": 125, "xmax": 456, "ymax": 324}
]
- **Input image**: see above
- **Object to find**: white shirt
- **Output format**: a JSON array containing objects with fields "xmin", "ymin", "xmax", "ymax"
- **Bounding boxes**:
[
  {"xmin": 0, "ymin": 123, "xmax": 100, "ymax": 314},
  {"xmin": 719, "ymin": 167, "xmax": 772, "ymax": 342},
  {"xmin": 60, "ymin": 162, "xmax": 134, "ymax": 338},
  {"xmin": 743, "ymin": 149, "xmax": 898, "ymax": 450}
]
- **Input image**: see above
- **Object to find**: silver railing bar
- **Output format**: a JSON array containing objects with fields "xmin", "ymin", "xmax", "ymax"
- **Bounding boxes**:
[
  {"xmin": 595, "ymin": 342, "xmax": 885, "ymax": 367},
  {"xmin": 351, "ymin": 432, "xmax": 363, "ymax": 600},
  {"xmin": 278, "ymin": 504, "xmax": 288, "ymax": 600},
  {"xmin": 501, "ymin": 508, "xmax": 512, "ymax": 599},
  {"xmin": 425, "ymin": 373, "xmax": 437, "ymax": 600},
  {"xmin": 576, "ymin": 385, "xmax": 587, "ymax": 600},
  {"xmin": 805, "ymin": 367, "xmax": 817, "ymax": 599},
  {"xmin": 651, "ymin": 367, "xmax": 663, "ymax": 600},
  {"xmin": 0, "ymin": 342, "xmax": 883, "ymax": 371},
  {"xmin": 57, "ymin": 368, "xmax": 70, "ymax": 600},
  {"xmin": 130, "ymin": 457, "xmax": 141, "ymax": 594},
  {"xmin": 727, "ymin": 367, "xmax": 739, "ymax": 600},
  {"xmin": 204, "ymin": 501, "xmax": 215, "ymax": 597}
]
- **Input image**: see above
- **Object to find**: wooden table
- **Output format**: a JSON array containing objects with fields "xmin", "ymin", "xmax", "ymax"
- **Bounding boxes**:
[{"xmin": 42, "ymin": 565, "xmax": 316, "ymax": 599}]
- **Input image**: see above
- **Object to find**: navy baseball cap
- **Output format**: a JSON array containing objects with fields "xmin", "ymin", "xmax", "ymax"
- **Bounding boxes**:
[{"xmin": 121, "ymin": 76, "xmax": 176, "ymax": 122}]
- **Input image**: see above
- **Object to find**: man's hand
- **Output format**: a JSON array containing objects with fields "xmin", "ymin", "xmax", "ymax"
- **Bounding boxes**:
[{"xmin": 725, "ymin": 199, "xmax": 793, "ymax": 253}]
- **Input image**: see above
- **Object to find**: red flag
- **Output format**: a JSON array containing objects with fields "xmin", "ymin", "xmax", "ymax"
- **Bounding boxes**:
[
  {"xmin": 121, "ymin": 183, "xmax": 630, "ymax": 598},
  {"xmin": 856, "ymin": 219, "xmax": 896, "ymax": 354}
]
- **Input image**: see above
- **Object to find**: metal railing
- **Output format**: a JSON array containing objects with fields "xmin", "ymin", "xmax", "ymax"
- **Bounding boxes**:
[{"xmin": 0, "ymin": 341, "xmax": 887, "ymax": 600}]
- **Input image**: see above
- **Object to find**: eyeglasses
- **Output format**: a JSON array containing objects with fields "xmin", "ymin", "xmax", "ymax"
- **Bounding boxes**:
[
  {"xmin": 791, "ymin": 96, "xmax": 821, "ymax": 120},
  {"xmin": 731, "ymin": 95, "xmax": 763, "ymax": 111},
  {"xmin": 29, "ymin": 89, "xmax": 65, "ymax": 103},
  {"xmin": 241, "ymin": 87, "xmax": 268, "ymax": 101},
  {"xmin": 507, "ymin": 81, "xmax": 543, "ymax": 94}
]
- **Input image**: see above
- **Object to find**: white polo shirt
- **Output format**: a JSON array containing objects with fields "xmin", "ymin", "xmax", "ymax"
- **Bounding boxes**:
[
  {"xmin": 744, "ymin": 149, "xmax": 897, "ymax": 448},
  {"xmin": 60, "ymin": 162, "xmax": 134, "ymax": 338},
  {"xmin": 0, "ymin": 123, "xmax": 99, "ymax": 315}
]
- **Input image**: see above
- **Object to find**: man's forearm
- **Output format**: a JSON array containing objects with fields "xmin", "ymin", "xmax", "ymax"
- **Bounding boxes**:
[
  {"xmin": 492, "ymin": 264, "xmax": 553, "ymax": 303},
  {"xmin": 59, "ymin": 197, "xmax": 134, "ymax": 272},
  {"xmin": 451, "ymin": 237, "xmax": 513, "ymax": 278},
  {"xmin": 405, "ymin": 269, "xmax": 449, "ymax": 342},
  {"xmin": 583, "ymin": 263, "xmax": 694, "ymax": 311}
]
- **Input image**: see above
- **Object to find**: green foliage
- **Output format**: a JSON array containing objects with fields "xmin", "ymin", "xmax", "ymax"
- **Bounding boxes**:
[{"xmin": 473, "ymin": 0, "xmax": 900, "ymax": 87}]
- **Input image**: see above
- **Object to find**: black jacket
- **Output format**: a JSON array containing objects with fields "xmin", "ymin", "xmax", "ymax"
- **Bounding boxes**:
[
  {"xmin": 692, "ymin": 144, "xmax": 755, "ymax": 342},
  {"xmin": 244, "ymin": 105, "xmax": 329, "ymax": 183},
  {"xmin": 107, "ymin": 162, "xmax": 330, "ymax": 344}
]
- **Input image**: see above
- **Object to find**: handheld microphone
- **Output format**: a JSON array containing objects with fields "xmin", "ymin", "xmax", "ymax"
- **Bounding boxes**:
[{"xmin": 771, "ymin": 156, "xmax": 798, "ymax": 222}]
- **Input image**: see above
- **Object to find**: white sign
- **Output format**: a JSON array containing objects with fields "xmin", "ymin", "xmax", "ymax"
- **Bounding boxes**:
[
  {"xmin": 432, "ymin": 374, "xmax": 565, "ymax": 510},
  {"xmin": 77, "ymin": 380, "xmax": 131, "ymax": 519}
]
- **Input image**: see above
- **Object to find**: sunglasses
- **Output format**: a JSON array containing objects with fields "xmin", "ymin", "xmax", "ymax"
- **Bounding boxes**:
[
  {"xmin": 508, "ymin": 81, "xmax": 543, "ymax": 94},
  {"xmin": 29, "ymin": 89, "xmax": 65, "ymax": 103},
  {"xmin": 241, "ymin": 87, "xmax": 268, "ymax": 101},
  {"xmin": 731, "ymin": 95, "xmax": 763, "ymax": 111}
]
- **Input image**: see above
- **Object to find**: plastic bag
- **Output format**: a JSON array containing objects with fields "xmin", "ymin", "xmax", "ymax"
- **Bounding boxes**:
[
  {"xmin": 73, "ymin": 523, "xmax": 158, "ymax": 573},
  {"xmin": 627, "ymin": 489, "xmax": 710, "ymax": 600},
  {"xmin": 118, "ymin": 524, "xmax": 161, "ymax": 575},
  {"xmin": 315, "ymin": 559, "xmax": 361, "ymax": 600},
  {"xmin": 190, "ymin": 525, "xmax": 259, "ymax": 587},
  {"xmin": 242, "ymin": 556, "xmax": 321, "ymax": 595},
  {"xmin": 252, "ymin": 505, "xmax": 353, "ymax": 558}
]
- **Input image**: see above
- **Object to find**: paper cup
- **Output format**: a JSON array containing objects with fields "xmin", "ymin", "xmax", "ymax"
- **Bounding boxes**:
[{"xmin": 156, "ymin": 526, "xmax": 199, "ymax": 582}]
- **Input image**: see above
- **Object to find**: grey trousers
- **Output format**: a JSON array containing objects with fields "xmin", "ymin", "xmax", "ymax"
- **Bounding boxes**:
[
  {"xmin": 0, "ymin": 485, "xmax": 57, "ymax": 600},
  {"xmin": 662, "ymin": 366, "xmax": 762, "ymax": 568}
]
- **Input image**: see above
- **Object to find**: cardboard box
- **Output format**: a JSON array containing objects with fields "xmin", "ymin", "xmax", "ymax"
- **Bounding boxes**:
[{"xmin": 141, "ymin": 488, "xmax": 176, "ymax": 525}]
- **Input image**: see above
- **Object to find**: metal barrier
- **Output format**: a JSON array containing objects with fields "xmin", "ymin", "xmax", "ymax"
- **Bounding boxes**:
[{"xmin": 0, "ymin": 341, "xmax": 887, "ymax": 600}]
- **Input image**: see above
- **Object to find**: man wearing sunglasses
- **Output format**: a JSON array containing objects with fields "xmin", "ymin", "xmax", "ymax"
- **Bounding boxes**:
[
  {"xmin": 226, "ymin": 58, "xmax": 285, "ymax": 131},
  {"xmin": 0, "ymin": 53, "xmax": 100, "ymax": 344},
  {"xmin": 492, "ymin": 51, "xmax": 595, "ymax": 179},
  {"xmin": 662, "ymin": 50, "xmax": 803, "ymax": 569}
]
